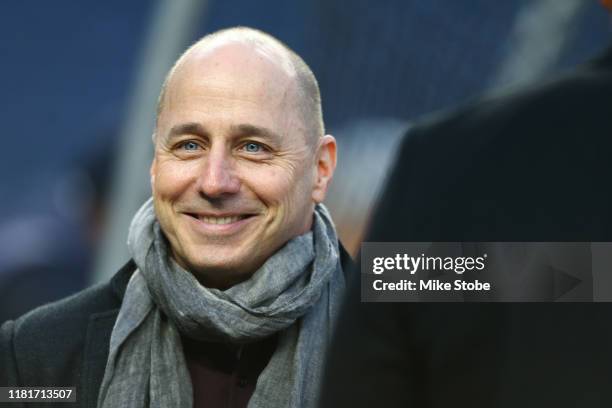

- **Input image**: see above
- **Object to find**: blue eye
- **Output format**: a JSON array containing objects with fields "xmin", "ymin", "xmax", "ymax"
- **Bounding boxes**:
[
  {"xmin": 182, "ymin": 141, "xmax": 199, "ymax": 151},
  {"xmin": 244, "ymin": 142, "xmax": 262, "ymax": 153}
]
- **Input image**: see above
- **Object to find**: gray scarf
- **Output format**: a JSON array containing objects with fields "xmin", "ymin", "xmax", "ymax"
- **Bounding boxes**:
[{"xmin": 97, "ymin": 198, "xmax": 345, "ymax": 408}]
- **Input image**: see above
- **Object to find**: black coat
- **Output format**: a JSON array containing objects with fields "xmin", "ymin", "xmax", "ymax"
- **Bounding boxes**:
[
  {"xmin": 0, "ymin": 260, "xmax": 133, "ymax": 408},
  {"xmin": 322, "ymin": 47, "xmax": 612, "ymax": 407},
  {"xmin": 0, "ymin": 246, "xmax": 353, "ymax": 408}
]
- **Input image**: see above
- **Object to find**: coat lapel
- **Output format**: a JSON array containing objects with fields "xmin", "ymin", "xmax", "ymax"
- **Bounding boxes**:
[{"xmin": 81, "ymin": 310, "xmax": 119, "ymax": 408}]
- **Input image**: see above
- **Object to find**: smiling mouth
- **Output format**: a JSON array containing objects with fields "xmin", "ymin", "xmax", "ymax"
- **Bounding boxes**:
[{"xmin": 186, "ymin": 213, "xmax": 255, "ymax": 225}]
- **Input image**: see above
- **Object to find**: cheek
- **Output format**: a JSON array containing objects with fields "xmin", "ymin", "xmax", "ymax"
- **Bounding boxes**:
[
  {"xmin": 248, "ymin": 166, "xmax": 293, "ymax": 204},
  {"xmin": 245, "ymin": 163, "xmax": 313, "ymax": 210},
  {"xmin": 153, "ymin": 159, "xmax": 200, "ymax": 201}
]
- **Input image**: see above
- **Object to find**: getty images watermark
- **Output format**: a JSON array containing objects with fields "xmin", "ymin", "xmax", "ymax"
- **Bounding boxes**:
[{"xmin": 361, "ymin": 242, "xmax": 612, "ymax": 302}]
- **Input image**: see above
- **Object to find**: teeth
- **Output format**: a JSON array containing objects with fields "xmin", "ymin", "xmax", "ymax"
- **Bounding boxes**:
[{"xmin": 199, "ymin": 215, "xmax": 243, "ymax": 225}]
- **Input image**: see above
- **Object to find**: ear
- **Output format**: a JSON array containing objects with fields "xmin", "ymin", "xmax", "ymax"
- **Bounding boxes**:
[
  {"xmin": 312, "ymin": 135, "xmax": 337, "ymax": 203},
  {"xmin": 150, "ymin": 158, "xmax": 157, "ymax": 192}
]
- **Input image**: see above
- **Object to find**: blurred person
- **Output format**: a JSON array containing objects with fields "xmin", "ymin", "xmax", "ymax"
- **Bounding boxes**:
[
  {"xmin": 322, "ymin": 2, "xmax": 612, "ymax": 407},
  {"xmin": 1, "ymin": 27, "xmax": 350, "ymax": 408}
]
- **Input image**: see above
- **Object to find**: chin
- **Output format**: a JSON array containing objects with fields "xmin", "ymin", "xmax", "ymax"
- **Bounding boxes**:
[{"xmin": 182, "ymin": 248, "xmax": 256, "ymax": 277}]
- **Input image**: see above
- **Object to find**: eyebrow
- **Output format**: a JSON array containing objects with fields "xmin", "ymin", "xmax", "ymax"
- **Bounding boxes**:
[
  {"xmin": 165, "ymin": 121, "xmax": 282, "ymax": 144},
  {"xmin": 166, "ymin": 122, "xmax": 208, "ymax": 141},
  {"xmin": 230, "ymin": 124, "xmax": 282, "ymax": 145}
]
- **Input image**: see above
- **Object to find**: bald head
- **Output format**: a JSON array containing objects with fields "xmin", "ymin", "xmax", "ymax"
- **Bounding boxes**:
[
  {"xmin": 156, "ymin": 27, "xmax": 324, "ymax": 148},
  {"xmin": 150, "ymin": 28, "xmax": 337, "ymax": 286}
]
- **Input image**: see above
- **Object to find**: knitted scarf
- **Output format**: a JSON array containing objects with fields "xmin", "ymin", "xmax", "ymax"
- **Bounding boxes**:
[{"xmin": 97, "ymin": 198, "xmax": 345, "ymax": 408}]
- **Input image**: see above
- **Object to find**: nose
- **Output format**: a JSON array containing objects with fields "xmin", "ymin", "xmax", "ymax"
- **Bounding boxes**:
[{"xmin": 198, "ymin": 145, "xmax": 241, "ymax": 198}]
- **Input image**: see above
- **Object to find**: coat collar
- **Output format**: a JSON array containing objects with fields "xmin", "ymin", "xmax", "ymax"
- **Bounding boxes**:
[{"xmin": 110, "ymin": 259, "xmax": 137, "ymax": 300}]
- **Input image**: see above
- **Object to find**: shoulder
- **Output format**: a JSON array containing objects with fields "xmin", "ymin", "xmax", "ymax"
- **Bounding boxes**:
[
  {"xmin": 11, "ymin": 281, "xmax": 116, "ymax": 349},
  {"xmin": 388, "ymin": 58, "xmax": 612, "ymax": 187},
  {"xmin": 10, "ymin": 259, "xmax": 135, "ymax": 344},
  {"xmin": 368, "ymin": 56, "xmax": 612, "ymax": 242},
  {"xmin": 408, "ymin": 60, "xmax": 612, "ymax": 148},
  {"xmin": 0, "ymin": 261, "xmax": 134, "ymax": 386}
]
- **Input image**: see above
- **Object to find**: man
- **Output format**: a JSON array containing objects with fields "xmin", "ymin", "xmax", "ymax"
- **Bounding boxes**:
[
  {"xmin": 1, "ymin": 27, "xmax": 349, "ymax": 408},
  {"xmin": 322, "ymin": 6, "xmax": 612, "ymax": 408}
]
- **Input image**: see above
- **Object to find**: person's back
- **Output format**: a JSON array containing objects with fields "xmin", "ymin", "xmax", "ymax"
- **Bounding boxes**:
[
  {"xmin": 369, "ymin": 47, "xmax": 612, "ymax": 243},
  {"xmin": 322, "ymin": 45, "xmax": 612, "ymax": 408}
]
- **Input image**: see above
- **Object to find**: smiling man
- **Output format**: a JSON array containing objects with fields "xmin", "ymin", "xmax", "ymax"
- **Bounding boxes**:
[
  {"xmin": 1, "ymin": 27, "xmax": 350, "ymax": 408},
  {"xmin": 151, "ymin": 31, "xmax": 330, "ymax": 290}
]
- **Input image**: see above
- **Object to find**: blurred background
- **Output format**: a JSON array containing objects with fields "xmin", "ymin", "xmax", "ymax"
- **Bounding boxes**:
[{"xmin": 0, "ymin": 0, "xmax": 610, "ymax": 321}]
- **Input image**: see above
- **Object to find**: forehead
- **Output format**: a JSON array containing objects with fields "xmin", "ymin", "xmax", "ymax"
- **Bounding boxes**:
[{"xmin": 161, "ymin": 43, "xmax": 300, "ymax": 128}]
